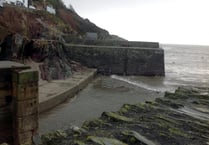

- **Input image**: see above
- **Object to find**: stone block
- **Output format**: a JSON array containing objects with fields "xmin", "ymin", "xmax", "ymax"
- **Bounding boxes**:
[
  {"xmin": 12, "ymin": 83, "xmax": 38, "ymax": 101},
  {"xmin": 12, "ymin": 70, "xmax": 38, "ymax": 84},
  {"xmin": 14, "ymin": 131, "xmax": 33, "ymax": 145},
  {"xmin": 16, "ymin": 114, "xmax": 38, "ymax": 133},
  {"xmin": 16, "ymin": 98, "xmax": 38, "ymax": 117}
]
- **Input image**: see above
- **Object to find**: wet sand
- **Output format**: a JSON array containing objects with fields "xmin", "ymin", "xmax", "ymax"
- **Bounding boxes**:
[{"xmin": 39, "ymin": 76, "xmax": 164, "ymax": 134}]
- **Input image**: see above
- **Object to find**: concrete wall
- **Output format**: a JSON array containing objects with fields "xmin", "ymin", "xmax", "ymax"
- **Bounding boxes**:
[
  {"xmin": 65, "ymin": 44, "xmax": 165, "ymax": 76},
  {"xmin": 0, "ymin": 65, "xmax": 38, "ymax": 145}
]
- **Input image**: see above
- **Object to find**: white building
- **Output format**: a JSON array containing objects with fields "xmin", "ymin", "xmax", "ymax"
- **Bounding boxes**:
[
  {"xmin": 0, "ymin": 0, "xmax": 28, "ymax": 7},
  {"xmin": 46, "ymin": 5, "xmax": 56, "ymax": 15}
]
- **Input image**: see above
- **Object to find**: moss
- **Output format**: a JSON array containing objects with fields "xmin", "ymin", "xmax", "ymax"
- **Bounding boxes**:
[
  {"xmin": 122, "ymin": 130, "xmax": 157, "ymax": 145},
  {"xmin": 119, "ymin": 104, "xmax": 133, "ymax": 113},
  {"xmin": 123, "ymin": 104, "xmax": 133, "ymax": 110},
  {"xmin": 159, "ymin": 132, "xmax": 167, "ymax": 137},
  {"xmin": 41, "ymin": 130, "xmax": 67, "ymax": 145},
  {"xmin": 40, "ymin": 87, "xmax": 209, "ymax": 145},
  {"xmin": 145, "ymin": 101, "xmax": 159, "ymax": 106},
  {"xmin": 102, "ymin": 112, "xmax": 134, "ymax": 122},
  {"xmin": 87, "ymin": 136, "xmax": 128, "ymax": 145},
  {"xmin": 168, "ymin": 127, "xmax": 189, "ymax": 138},
  {"xmin": 129, "ymin": 137, "xmax": 136, "ymax": 143},
  {"xmin": 82, "ymin": 119, "xmax": 112, "ymax": 130},
  {"xmin": 119, "ymin": 107, "xmax": 128, "ymax": 114},
  {"xmin": 74, "ymin": 140, "xmax": 86, "ymax": 145},
  {"xmin": 135, "ymin": 103, "xmax": 146, "ymax": 109},
  {"xmin": 155, "ymin": 98, "xmax": 183, "ymax": 109},
  {"xmin": 155, "ymin": 114, "xmax": 179, "ymax": 125}
]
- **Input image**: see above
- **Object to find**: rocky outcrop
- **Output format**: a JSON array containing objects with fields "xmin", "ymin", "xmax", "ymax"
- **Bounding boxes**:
[
  {"xmin": 0, "ymin": 33, "xmax": 73, "ymax": 81},
  {"xmin": 30, "ymin": 40, "xmax": 72, "ymax": 81},
  {"xmin": 41, "ymin": 87, "xmax": 209, "ymax": 145}
]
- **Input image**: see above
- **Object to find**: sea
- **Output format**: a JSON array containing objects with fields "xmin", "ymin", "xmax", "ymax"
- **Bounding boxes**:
[{"xmin": 39, "ymin": 44, "xmax": 209, "ymax": 134}]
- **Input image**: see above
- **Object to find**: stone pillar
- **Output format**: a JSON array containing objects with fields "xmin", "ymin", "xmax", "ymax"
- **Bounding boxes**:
[{"xmin": 12, "ymin": 69, "xmax": 39, "ymax": 145}]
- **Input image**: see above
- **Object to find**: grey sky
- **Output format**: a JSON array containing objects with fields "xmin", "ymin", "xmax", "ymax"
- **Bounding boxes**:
[{"xmin": 62, "ymin": 0, "xmax": 209, "ymax": 45}]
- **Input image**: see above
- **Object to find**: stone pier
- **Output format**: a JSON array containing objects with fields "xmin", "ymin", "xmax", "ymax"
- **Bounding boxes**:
[{"xmin": 65, "ymin": 42, "xmax": 165, "ymax": 76}]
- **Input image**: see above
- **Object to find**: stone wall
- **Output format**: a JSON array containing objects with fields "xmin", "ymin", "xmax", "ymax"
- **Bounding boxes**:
[
  {"xmin": 65, "ymin": 44, "xmax": 165, "ymax": 76},
  {"xmin": 0, "ymin": 62, "xmax": 38, "ymax": 145},
  {"xmin": 63, "ymin": 36, "xmax": 160, "ymax": 48},
  {"xmin": 12, "ymin": 69, "xmax": 39, "ymax": 145}
]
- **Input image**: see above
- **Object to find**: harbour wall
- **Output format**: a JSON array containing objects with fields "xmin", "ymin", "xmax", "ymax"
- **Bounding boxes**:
[{"xmin": 65, "ymin": 44, "xmax": 165, "ymax": 76}]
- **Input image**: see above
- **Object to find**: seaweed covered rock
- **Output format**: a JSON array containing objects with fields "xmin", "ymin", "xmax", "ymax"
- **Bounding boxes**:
[{"xmin": 41, "ymin": 87, "xmax": 209, "ymax": 145}]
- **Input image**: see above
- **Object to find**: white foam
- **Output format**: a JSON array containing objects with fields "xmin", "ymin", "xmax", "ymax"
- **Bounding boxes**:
[{"xmin": 111, "ymin": 75, "xmax": 167, "ymax": 92}]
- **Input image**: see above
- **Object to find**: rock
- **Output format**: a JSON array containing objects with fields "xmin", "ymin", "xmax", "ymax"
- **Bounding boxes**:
[
  {"xmin": 29, "ymin": 40, "xmax": 72, "ymax": 81},
  {"xmin": 73, "ymin": 140, "xmax": 87, "ymax": 145},
  {"xmin": 41, "ymin": 130, "xmax": 67, "ymax": 145},
  {"xmin": 87, "ymin": 136, "xmax": 128, "ymax": 145},
  {"xmin": 102, "ymin": 111, "xmax": 134, "ymax": 122},
  {"xmin": 122, "ymin": 130, "xmax": 157, "ymax": 145}
]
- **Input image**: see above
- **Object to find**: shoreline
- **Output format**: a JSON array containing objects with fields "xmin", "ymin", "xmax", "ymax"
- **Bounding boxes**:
[
  {"xmin": 38, "ymin": 68, "xmax": 97, "ymax": 113},
  {"xmin": 39, "ymin": 75, "xmax": 164, "ymax": 134},
  {"xmin": 41, "ymin": 87, "xmax": 209, "ymax": 145}
]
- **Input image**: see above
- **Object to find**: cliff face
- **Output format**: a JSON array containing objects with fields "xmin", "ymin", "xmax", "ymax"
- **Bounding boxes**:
[
  {"xmin": 0, "ymin": 3, "xmax": 114, "ymax": 41},
  {"xmin": 0, "ymin": 2, "xmax": 124, "ymax": 81},
  {"xmin": 0, "ymin": 33, "xmax": 73, "ymax": 81},
  {"xmin": 57, "ymin": 9, "xmax": 110, "ymax": 39},
  {"xmin": 0, "ymin": 6, "xmax": 67, "ymax": 40}
]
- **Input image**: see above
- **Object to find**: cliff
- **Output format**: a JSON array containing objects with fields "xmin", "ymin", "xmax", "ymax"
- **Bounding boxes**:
[
  {"xmin": 0, "ymin": 1, "xmax": 124, "ymax": 81},
  {"xmin": 0, "ymin": 1, "xmax": 119, "ymax": 41}
]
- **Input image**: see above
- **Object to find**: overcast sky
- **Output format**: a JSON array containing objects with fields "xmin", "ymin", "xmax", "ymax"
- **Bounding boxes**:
[{"xmin": 63, "ymin": 0, "xmax": 209, "ymax": 45}]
